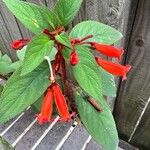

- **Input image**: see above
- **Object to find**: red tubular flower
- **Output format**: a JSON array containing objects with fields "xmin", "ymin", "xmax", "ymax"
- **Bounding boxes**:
[
  {"xmin": 37, "ymin": 88, "xmax": 53, "ymax": 125},
  {"xmin": 52, "ymin": 83, "xmax": 71, "ymax": 121},
  {"xmin": 91, "ymin": 42, "xmax": 124, "ymax": 61},
  {"xmin": 11, "ymin": 39, "xmax": 30, "ymax": 50},
  {"xmin": 70, "ymin": 51, "xmax": 79, "ymax": 66},
  {"xmin": 96, "ymin": 57, "xmax": 131, "ymax": 80}
]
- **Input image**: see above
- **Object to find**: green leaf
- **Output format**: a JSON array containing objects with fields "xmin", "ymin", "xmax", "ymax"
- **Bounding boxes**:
[
  {"xmin": 17, "ymin": 46, "xmax": 27, "ymax": 61},
  {"xmin": 62, "ymin": 45, "xmax": 102, "ymax": 101},
  {"xmin": 55, "ymin": 32, "xmax": 71, "ymax": 48},
  {"xmin": 76, "ymin": 93, "xmax": 119, "ymax": 150},
  {"xmin": 0, "ymin": 54, "xmax": 13, "ymax": 74},
  {"xmin": 70, "ymin": 21, "xmax": 123, "ymax": 44},
  {"xmin": 17, "ymin": 45, "xmax": 56, "ymax": 61},
  {"xmin": 4, "ymin": 0, "xmax": 61, "ymax": 34},
  {"xmin": 0, "ymin": 62, "xmax": 13, "ymax": 74},
  {"xmin": 0, "ymin": 54, "xmax": 12, "ymax": 64},
  {"xmin": 31, "ymin": 95, "xmax": 44, "ymax": 113},
  {"xmin": 62, "ymin": 47, "xmax": 72, "ymax": 60},
  {"xmin": 49, "ymin": 47, "xmax": 57, "ymax": 61},
  {"xmin": 99, "ymin": 68, "xmax": 116, "ymax": 97},
  {"xmin": 54, "ymin": 0, "xmax": 83, "ymax": 26},
  {"xmin": 0, "ymin": 61, "xmax": 50, "ymax": 124},
  {"xmin": 0, "ymin": 85, "xmax": 3, "ymax": 95},
  {"xmin": 21, "ymin": 34, "xmax": 54, "ymax": 76},
  {"xmin": 0, "ymin": 53, "xmax": 22, "ymax": 74},
  {"xmin": 10, "ymin": 61, "xmax": 22, "ymax": 71}
]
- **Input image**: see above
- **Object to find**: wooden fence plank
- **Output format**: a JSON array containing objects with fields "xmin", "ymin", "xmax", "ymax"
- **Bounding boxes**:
[
  {"xmin": 131, "ymin": 103, "xmax": 150, "ymax": 149},
  {"xmin": 114, "ymin": 0, "xmax": 150, "ymax": 149},
  {"xmin": 0, "ymin": 1, "xmax": 22, "ymax": 39},
  {"xmin": 0, "ymin": 1, "xmax": 22, "ymax": 60},
  {"xmin": 45, "ymin": 0, "xmax": 56, "ymax": 9}
]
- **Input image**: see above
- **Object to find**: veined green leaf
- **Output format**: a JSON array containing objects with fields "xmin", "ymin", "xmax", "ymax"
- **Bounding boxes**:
[
  {"xmin": 62, "ymin": 45, "xmax": 102, "ymax": 101},
  {"xmin": 99, "ymin": 68, "xmax": 116, "ymax": 97},
  {"xmin": 0, "ymin": 61, "xmax": 50, "ymax": 124},
  {"xmin": 55, "ymin": 32, "xmax": 71, "ymax": 48},
  {"xmin": 10, "ymin": 61, "xmax": 22, "ymax": 71},
  {"xmin": 54, "ymin": 0, "xmax": 83, "ymax": 26},
  {"xmin": 49, "ymin": 47, "xmax": 57, "ymax": 61},
  {"xmin": 17, "ymin": 46, "xmax": 57, "ymax": 61},
  {"xmin": 21, "ymin": 34, "xmax": 54, "ymax": 76},
  {"xmin": 0, "ymin": 62, "xmax": 13, "ymax": 74},
  {"xmin": 31, "ymin": 95, "xmax": 44, "ymax": 113},
  {"xmin": 76, "ymin": 93, "xmax": 119, "ymax": 150},
  {"xmin": 0, "ymin": 54, "xmax": 13, "ymax": 74},
  {"xmin": 4, "ymin": 0, "xmax": 61, "ymax": 34},
  {"xmin": 0, "ymin": 54, "xmax": 12, "ymax": 64},
  {"xmin": 70, "ymin": 21, "xmax": 123, "ymax": 44},
  {"xmin": 17, "ymin": 46, "xmax": 27, "ymax": 61},
  {"xmin": 0, "ymin": 85, "xmax": 3, "ymax": 95}
]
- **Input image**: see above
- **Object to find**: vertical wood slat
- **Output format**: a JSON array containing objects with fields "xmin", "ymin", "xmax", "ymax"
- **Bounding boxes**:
[
  {"xmin": 0, "ymin": 1, "xmax": 21, "ymax": 60},
  {"xmin": 114, "ymin": 0, "xmax": 150, "ymax": 149}
]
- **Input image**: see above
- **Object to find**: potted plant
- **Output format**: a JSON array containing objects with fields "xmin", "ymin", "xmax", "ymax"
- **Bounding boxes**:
[{"xmin": 0, "ymin": 0, "xmax": 131, "ymax": 149}]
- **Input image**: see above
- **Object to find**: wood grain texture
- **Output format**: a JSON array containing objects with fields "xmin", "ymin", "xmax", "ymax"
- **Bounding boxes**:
[
  {"xmin": 114, "ymin": 0, "xmax": 150, "ymax": 149},
  {"xmin": 0, "ymin": 1, "xmax": 20, "ymax": 60}
]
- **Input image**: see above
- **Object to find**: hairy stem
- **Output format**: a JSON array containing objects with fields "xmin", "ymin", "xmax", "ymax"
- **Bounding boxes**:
[
  {"xmin": 80, "ymin": 34, "xmax": 93, "ymax": 42},
  {"xmin": 44, "ymin": 56, "xmax": 55, "ymax": 82}
]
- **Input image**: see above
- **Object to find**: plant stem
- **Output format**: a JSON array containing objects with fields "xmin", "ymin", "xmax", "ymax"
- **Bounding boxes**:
[
  {"xmin": 44, "ymin": 56, "xmax": 55, "ymax": 82},
  {"xmin": 61, "ymin": 57, "xmax": 67, "ymax": 81},
  {"xmin": 66, "ymin": 80, "xmax": 102, "ymax": 112},
  {"xmin": 80, "ymin": 34, "xmax": 93, "ymax": 42},
  {"xmin": 79, "ymin": 42, "xmax": 92, "ymax": 45}
]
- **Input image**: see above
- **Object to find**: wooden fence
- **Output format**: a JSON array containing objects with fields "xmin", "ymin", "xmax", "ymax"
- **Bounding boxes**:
[
  {"xmin": 114, "ymin": 0, "xmax": 150, "ymax": 149},
  {"xmin": 0, "ymin": 0, "xmax": 149, "ymax": 149}
]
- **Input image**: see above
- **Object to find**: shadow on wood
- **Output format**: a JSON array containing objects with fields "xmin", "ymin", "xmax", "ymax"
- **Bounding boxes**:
[{"xmin": 114, "ymin": 0, "xmax": 150, "ymax": 149}]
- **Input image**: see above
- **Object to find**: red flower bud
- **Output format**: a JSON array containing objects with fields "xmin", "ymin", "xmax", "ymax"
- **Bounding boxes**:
[
  {"xmin": 70, "ymin": 51, "xmax": 79, "ymax": 66},
  {"xmin": 92, "ymin": 43, "xmax": 124, "ymax": 61},
  {"xmin": 37, "ymin": 88, "xmax": 53, "ymax": 125},
  {"xmin": 96, "ymin": 57, "xmax": 131, "ymax": 80},
  {"xmin": 11, "ymin": 39, "xmax": 30, "ymax": 50},
  {"xmin": 52, "ymin": 83, "xmax": 70, "ymax": 121}
]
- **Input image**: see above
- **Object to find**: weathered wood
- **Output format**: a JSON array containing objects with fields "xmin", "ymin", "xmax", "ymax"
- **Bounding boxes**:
[
  {"xmin": 114, "ymin": 0, "xmax": 150, "ymax": 149},
  {"xmin": 0, "ymin": 1, "xmax": 21, "ymax": 60}
]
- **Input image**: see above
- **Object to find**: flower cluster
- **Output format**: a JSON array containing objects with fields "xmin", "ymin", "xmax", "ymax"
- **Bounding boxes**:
[
  {"xmin": 37, "ymin": 82, "xmax": 71, "ymax": 125},
  {"xmin": 69, "ymin": 35, "xmax": 131, "ymax": 80},
  {"xmin": 11, "ymin": 31, "xmax": 131, "ymax": 125}
]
